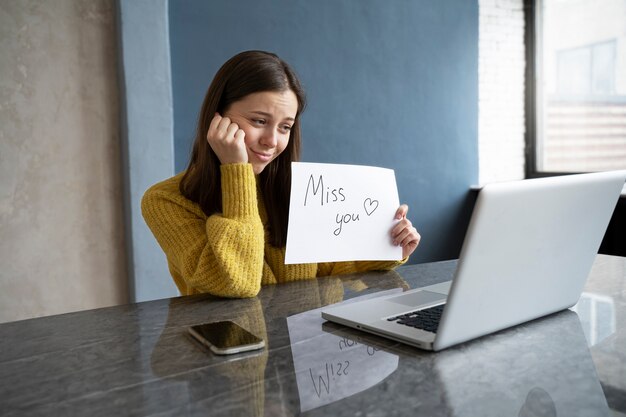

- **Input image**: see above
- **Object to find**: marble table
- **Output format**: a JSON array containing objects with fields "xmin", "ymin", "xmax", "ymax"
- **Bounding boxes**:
[{"xmin": 1, "ymin": 255, "xmax": 625, "ymax": 416}]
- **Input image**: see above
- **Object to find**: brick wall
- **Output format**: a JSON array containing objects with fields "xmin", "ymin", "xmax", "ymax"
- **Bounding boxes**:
[{"xmin": 478, "ymin": 0, "xmax": 526, "ymax": 183}]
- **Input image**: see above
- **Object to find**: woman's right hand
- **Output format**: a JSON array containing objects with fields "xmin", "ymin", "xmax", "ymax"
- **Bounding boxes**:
[{"xmin": 207, "ymin": 113, "xmax": 248, "ymax": 165}]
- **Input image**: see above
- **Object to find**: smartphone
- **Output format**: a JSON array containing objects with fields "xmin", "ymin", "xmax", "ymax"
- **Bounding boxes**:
[{"xmin": 188, "ymin": 321, "xmax": 265, "ymax": 355}]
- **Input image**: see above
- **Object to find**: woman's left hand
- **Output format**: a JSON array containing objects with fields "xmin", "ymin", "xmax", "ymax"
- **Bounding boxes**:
[{"xmin": 391, "ymin": 204, "xmax": 421, "ymax": 259}]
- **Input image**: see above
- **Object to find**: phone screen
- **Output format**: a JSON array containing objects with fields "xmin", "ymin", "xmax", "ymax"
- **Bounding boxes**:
[{"xmin": 189, "ymin": 321, "xmax": 265, "ymax": 355}]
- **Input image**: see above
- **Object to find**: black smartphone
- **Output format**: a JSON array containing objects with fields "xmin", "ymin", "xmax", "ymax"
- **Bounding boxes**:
[{"xmin": 188, "ymin": 321, "xmax": 265, "ymax": 355}]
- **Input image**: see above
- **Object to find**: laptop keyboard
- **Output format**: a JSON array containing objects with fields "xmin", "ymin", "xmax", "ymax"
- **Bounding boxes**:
[{"xmin": 387, "ymin": 304, "xmax": 446, "ymax": 333}]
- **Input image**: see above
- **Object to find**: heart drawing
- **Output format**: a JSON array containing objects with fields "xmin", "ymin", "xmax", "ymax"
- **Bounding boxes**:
[{"xmin": 363, "ymin": 198, "xmax": 379, "ymax": 216}]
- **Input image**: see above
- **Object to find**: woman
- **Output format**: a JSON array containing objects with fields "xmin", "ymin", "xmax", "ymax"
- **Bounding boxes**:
[{"xmin": 142, "ymin": 50, "xmax": 420, "ymax": 298}]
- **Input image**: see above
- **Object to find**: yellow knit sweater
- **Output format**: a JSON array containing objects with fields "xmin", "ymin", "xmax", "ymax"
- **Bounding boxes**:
[{"xmin": 141, "ymin": 163, "xmax": 406, "ymax": 297}]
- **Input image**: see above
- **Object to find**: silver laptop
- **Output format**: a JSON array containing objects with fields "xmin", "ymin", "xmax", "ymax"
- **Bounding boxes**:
[{"xmin": 322, "ymin": 171, "xmax": 626, "ymax": 351}]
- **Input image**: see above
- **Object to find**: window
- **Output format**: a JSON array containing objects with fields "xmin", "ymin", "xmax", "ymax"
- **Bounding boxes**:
[
  {"xmin": 527, "ymin": 0, "xmax": 626, "ymax": 175},
  {"xmin": 556, "ymin": 41, "xmax": 615, "ymax": 95}
]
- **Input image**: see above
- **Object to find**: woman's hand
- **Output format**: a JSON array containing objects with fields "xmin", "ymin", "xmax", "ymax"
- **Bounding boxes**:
[
  {"xmin": 391, "ymin": 204, "xmax": 421, "ymax": 259},
  {"xmin": 207, "ymin": 113, "xmax": 248, "ymax": 165}
]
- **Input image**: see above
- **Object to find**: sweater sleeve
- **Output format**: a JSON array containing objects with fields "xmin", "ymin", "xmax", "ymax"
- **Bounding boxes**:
[{"xmin": 141, "ymin": 164, "xmax": 265, "ymax": 297}]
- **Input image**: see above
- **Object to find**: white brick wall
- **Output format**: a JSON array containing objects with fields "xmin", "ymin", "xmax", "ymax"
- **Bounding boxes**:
[{"xmin": 478, "ymin": 0, "xmax": 526, "ymax": 184}]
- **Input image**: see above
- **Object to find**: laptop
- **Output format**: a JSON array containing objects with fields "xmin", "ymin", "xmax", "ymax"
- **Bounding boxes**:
[{"xmin": 322, "ymin": 170, "xmax": 626, "ymax": 351}]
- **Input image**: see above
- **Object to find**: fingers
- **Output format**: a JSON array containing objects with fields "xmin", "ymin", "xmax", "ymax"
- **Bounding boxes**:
[
  {"xmin": 234, "ymin": 127, "xmax": 246, "ymax": 143},
  {"xmin": 391, "ymin": 218, "xmax": 418, "ymax": 246},
  {"xmin": 206, "ymin": 113, "xmax": 248, "ymax": 165},
  {"xmin": 225, "ymin": 121, "xmax": 241, "ymax": 140},
  {"xmin": 208, "ymin": 112, "xmax": 223, "ymax": 134},
  {"xmin": 391, "ymin": 204, "xmax": 421, "ymax": 258},
  {"xmin": 395, "ymin": 224, "xmax": 421, "ymax": 259},
  {"xmin": 208, "ymin": 114, "xmax": 242, "ymax": 144},
  {"xmin": 402, "ymin": 238, "xmax": 420, "ymax": 259},
  {"xmin": 395, "ymin": 204, "xmax": 409, "ymax": 220}
]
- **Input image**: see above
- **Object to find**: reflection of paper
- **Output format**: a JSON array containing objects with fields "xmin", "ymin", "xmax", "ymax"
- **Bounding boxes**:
[
  {"xmin": 287, "ymin": 290, "xmax": 401, "ymax": 412},
  {"xmin": 285, "ymin": 162, "xmax": 402, "ymax": 264}
]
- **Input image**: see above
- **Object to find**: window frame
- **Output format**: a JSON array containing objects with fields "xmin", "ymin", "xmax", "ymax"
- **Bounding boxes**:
[
  {"xmin": 525, "ymin": 0, "xmax": 570, "ymax": 178},
  {"xmin": 525, "ymin": 0, "xmax": 626, "ymax": 177},
  {"xmin": 525, "ymin": 0, "xmax": 551, "ymax": 178}
]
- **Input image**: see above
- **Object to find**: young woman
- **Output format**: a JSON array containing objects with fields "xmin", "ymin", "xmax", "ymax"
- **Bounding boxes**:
[{"xmin": 142, "ymin": 50, "xmax": 421, "ymax": 298}]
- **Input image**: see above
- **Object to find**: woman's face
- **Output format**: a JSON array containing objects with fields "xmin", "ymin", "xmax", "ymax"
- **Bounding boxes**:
[{"xmin": 223, "ymin": 90, "xmax": 298, "ymax": 174}]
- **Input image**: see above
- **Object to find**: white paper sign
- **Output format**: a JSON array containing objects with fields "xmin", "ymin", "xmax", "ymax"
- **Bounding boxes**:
[{"xmin": 285, "ymin": 162, "xmax": 402, "ymax": 264}]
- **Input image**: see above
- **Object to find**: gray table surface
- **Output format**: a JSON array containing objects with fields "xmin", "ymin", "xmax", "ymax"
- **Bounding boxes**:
[{"xmin": 1, "ymin": 255, "xmax": 625, "ymax": 416}]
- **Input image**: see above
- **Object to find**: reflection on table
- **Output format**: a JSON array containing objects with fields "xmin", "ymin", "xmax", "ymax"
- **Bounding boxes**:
[{"xmin": 0, "ymin": 256, "xmax": 623, "ymax": 416}]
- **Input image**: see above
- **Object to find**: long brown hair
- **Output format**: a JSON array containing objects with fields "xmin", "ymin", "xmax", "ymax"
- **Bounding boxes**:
[{"xmin": 180, "ymin": 50, "xmax": 306, "ymax": 247}]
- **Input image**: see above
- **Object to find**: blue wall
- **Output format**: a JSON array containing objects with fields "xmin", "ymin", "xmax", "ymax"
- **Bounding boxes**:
[
  {"xmin": 118, "ymin": 0, "xmax": 178, "ymax": 301},
  {"xmin": 169, "ymin": 0, "xmax": 478, "ymax": 263}
]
